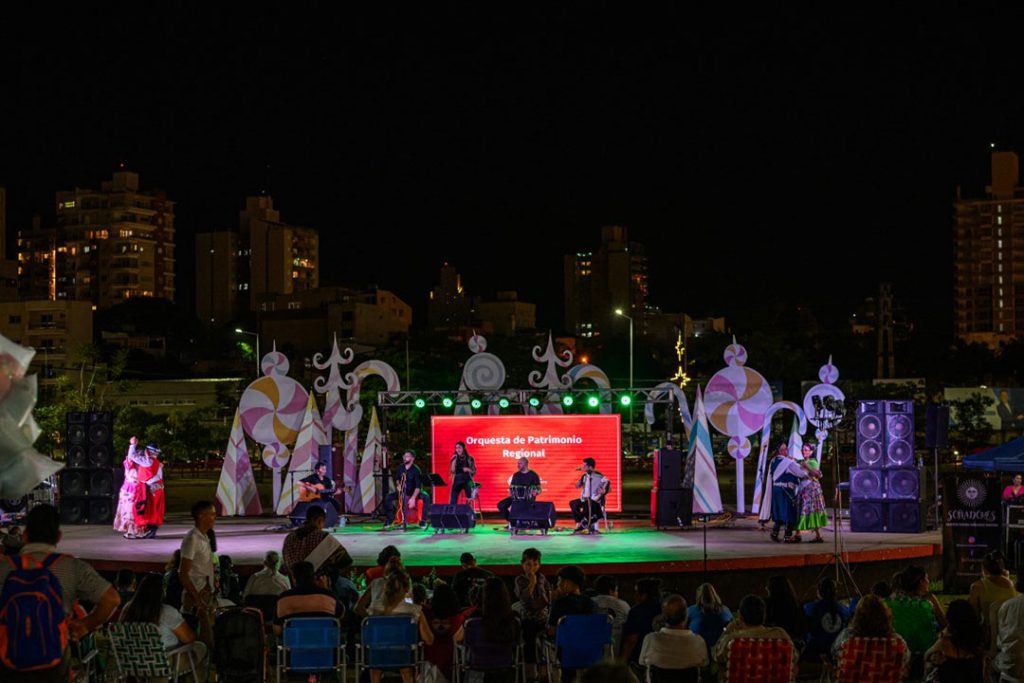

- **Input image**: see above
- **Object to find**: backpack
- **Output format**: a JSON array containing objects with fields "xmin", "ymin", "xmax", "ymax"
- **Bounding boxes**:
[
  {"xmin": 213, "ymin": 606, "xmax": 265, "ymax": 682},
  {"xmin": 0, "ymin": 553, "xmax": 69, "ymax": 671}
]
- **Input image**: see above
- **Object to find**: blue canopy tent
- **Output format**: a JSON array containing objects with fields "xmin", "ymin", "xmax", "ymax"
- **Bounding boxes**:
[{"xmin": 962, "ymin": 435, "xmax": 1024, "ymax": 473}]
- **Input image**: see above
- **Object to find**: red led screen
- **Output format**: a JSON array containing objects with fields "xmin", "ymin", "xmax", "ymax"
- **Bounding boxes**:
[{"xmin": 431, "ymin": 414, "xmax": 621, "ymax": 512}]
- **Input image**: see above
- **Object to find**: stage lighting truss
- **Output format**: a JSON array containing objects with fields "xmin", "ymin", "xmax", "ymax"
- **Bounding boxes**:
[{"xmin": 376, "ymin": 388, "xmax": 674, "ymax": 410}]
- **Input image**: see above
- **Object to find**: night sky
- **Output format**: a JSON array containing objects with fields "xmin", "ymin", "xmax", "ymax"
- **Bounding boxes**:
[{"xmin": 4, "ymin": 7, "xmax": 1023, "ymax": 332}]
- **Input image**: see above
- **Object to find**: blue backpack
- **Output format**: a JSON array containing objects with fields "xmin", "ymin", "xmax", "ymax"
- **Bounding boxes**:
[{"xmin": 0, "ymin": 553, "xmax": 69, "ymax": 671}]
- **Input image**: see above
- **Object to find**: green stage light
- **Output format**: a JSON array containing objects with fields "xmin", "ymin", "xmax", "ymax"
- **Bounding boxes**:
[
  {"xmin": 470, "ymin": 398, "xmax": 483, "ymax": 410},
  {"xmin": 587, "ymin": 395, "xmax": 600, "ymax": 408},
  {"xmin": 562, "ymin": 395, "xmax": 574, "ymax": 407},
  {"xmin": 529, "ymin": 397, "xmax": 541, "ymax": 408},
  {"xmin": 619, "ymin": 394, "xmax": 632, "ymax": 407},
  {"xmin": 441, "ymin": 397, "xmax": 454, "ymax": 409},
  {"xmin": 498, "ymin": 397, "xmax": 510, "ymax": 409},
  {"xmin": 414, "ymin": 398, "xmax": 426, "ymax": 409}
]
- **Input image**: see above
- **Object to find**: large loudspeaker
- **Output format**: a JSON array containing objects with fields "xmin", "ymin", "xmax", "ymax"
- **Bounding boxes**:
[
  {"xmin": 925, "ymin": 405, "xmax": 950, "ymax": 449},
  {"xmin": 509, "ymin": 501, "xmax": 555, "ymax": 533},
  {"xmin": 885, "ymin": 401, "xmax": 914, "ymax": 468},
  {"xmin": 856, "ymin": 401, "xmax": 885, "ymax": 468},
  {"xmin": 885, "ymin": 468, "xmax": 920, "ymax": 500},
  {"xmin": 887, "ymin": 502, "xmax": 923, "ymax": 533},
  {"xmin": 654, "ymin": 448, "xmax": 683, "ymax": 489},
  {"xmin": 651, "ymin": 489, "xmax": 693, "ymax": 528},
  {"xmin": 60, "ymin": 411, "xmax": 115, "ymax": 524},
  {"xmin": 288, "ymin": 501, "xmax": 340, "ymax": 528},
  {"xmin": 850, "ymin": 501, "xmax": 886, "ymax": 532},
  {"xmin": 850, "ymin": 468, "xmax": 884, "ymax": 501},
  {"xmin": 429, "ymin": 504, "xmax": 476, "ymax": 533}
]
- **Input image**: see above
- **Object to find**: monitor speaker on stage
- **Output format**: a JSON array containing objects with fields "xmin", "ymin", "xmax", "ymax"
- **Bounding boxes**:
[
  {"xmin": 654, "ymin": 448, "xmax": 683, "ymax": 489},
  {"xmin": 651, "ymin": 489, "xmax": 693, "ymax": 528},
  {"xmin": 429, "ymin": 503, "xmax": 476, "ymax": 533},
  {"xmin": 289, "ymin": 501, "xmax": 340, "ymax": 528},
  {"xmin": 60, "ymin": 411, "xmax": 115, "ymax": 525},
  {"xmin": 509, "ymin": 501, "xmax": 555, "ymax": 532}
]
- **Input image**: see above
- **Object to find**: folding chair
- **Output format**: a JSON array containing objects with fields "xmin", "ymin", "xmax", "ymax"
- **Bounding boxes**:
[
  {"xmin": 723, "ymin": 637, "xmax": 796, "ymax": 683},
  {"xmin": 356, "ymin": 615, "xmax": 424, "ymax": 681},
  {"xmin": 107, "ymin": 623, "xmax": 200, "ymax": 683},
  {"xmin": 833, "ymin": 636, "xmax": 906, "ymax": 683},
  {"xmin": 543, "ymin": 613, "xmax": 613, "ymax": 683},
  {"xmin": 454, "ymin": 617, "xmax": 525, "ymax": 683},
  {"xmin": 276, "ymin": 616, "xmax": 345, "ymax": 683}
]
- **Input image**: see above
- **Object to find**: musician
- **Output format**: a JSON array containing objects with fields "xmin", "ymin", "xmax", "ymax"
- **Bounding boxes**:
[
  {"xmin": 570, "ymin": 457, "xmax": 610, "ymax": 533},
  {"xmin": 497, "ymin": 457, "xmax": 542, "ymax": 524},
  {"xmin": 383, "ymin": 450, "xmax": 430, "ymax": 530},
  {"xmin": 449, "ymin": 441, "xmax": 478, "ymax": 504},
  {"xmin": 300, "ymin": 462, "xmax": 342, "ymax": 514}
]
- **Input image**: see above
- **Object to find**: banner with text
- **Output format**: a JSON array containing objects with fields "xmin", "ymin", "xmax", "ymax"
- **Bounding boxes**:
[{"xmin": 431, "ymin": 414, "xmax": 622, "ymax": 512}]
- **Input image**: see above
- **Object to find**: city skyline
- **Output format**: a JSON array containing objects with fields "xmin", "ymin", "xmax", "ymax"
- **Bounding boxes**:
[{"xmin": 5, "ymin": 8, "xmax": 1024, "ymax": 333}]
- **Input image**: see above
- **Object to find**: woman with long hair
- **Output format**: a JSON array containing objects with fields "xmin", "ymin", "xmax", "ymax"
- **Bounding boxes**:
[
  {"xmin": 831, "ymin": 595, "xmax": 910, "ymax": 674},
  {"xmin": 803, "ymin": 577, "xmax": 850, "ymax": 661},
  {"xmin": 366, "ymin": 569, "xmax": 434, "ymax": 683},
  {"xmin": 894, "ymin": 565, "xmax": 947, "ymax": 630},
  {"xmin": 795, "ymin": 443, "xmax": 827, "ymax": 542},
  {"xmin": 924, "ymin": 600, "xmax": 983, "ymax": 681},
  {"xmin": 424, "ymin": 582, "xmax": 474, "ymax": 680},
  {"xmin": 119, "ymin": 573, "xmax": 208, "ymax": 679},
  {"xmin": 968, "ymin": 551, "xmax": 1016, "ymax": 636},
  {"xmin": 455, "ymin": 578, "xmax": 521, "ymax": 683},
  {"xmin": 686, "ymin": 582, "xmax": 733, "ymax": 651},
  {"xmin": 765, "ymin": 575, "xmax": 805, "ymax": 644},
  {"xmin": 450, "ymin": 440, "xmax": 478, "ymax": 505}
]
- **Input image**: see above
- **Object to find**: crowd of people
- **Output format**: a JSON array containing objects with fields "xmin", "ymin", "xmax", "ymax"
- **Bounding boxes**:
[{"xmin": 11, "ymin": 500, "xmax": 1024, "ymax": 682}]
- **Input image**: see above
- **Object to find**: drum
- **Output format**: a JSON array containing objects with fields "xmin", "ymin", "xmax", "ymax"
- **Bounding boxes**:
[{"xmin": 510, "ymin": 485, "xmax": 530, "ymax": 501}]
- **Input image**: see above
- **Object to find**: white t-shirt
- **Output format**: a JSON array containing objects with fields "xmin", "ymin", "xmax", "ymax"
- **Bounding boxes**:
[
  {"xmin": 157, "ymin": 604, "xmax": 186, "ymax": 649},
  {"xmin": 639, "ymin": 628, "xmax": 709, "ymax": 670},
  {"xmin": 180, "ymin": 527, "xmax": 216, "ymax": 592},
  {"xmin": 243, "ymin": 567, "xmax": 291, "ymax": 598}
]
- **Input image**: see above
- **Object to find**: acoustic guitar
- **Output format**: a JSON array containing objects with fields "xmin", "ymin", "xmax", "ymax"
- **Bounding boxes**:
[{"xmin": 299, "ymin": 481, "xmax": 352, "ymax": 503}]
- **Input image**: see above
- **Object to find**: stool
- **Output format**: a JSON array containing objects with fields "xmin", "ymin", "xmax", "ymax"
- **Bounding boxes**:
[{"xmin": 456, "ymin": 485, "xmax": 484, "ymax": 519}]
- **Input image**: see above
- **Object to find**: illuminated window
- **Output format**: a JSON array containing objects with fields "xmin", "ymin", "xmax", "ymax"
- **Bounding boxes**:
[
  {"xmin": 998, "ymin": 216, "xmax": 1003, "ymax": 225},
  {"xmin": 999, "ymin": 240, "xmax": 1003, "ymax": 248}
]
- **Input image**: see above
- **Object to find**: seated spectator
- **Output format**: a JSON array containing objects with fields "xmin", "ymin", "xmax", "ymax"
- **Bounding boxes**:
[
  {"xmin": 638, "ymin": 594, "xmax": 708, "ymax": 672},
  {"xmin": 1, "ymin": 524, "xmax": 23, "ymax": 554},
  {"xmin": 217, "ymin": 554, "xmax": 242, "ymax": 604},
  {"xmin": 830, "ymin": 594, "xmax": 909, "ymax": 674},
  {"xmin": 713, "ymin": 595, "xmax": 792, "ymax": 669},
  {"xmin": 412, "ymin": 582, "xmax": 428, "ymax": 607},
  {"xmin": 119, "ymin": 572, "xmax": 208, "ymax": 681},
  {"xmin": 243, "ymin": 550, "xmax": 291, "ymax": 599},
  {"xmin": 365, "ymin": 545, "xmax": 401, "ymax": 583},
  {"xmin": 0, "ymin": 505, "xmax": 121, "ymax": 682},
  {"xmin": 848, "ymin": 580, "xmax": 891, "ymax": 614},
  {"xmin": 163, "ymin": 549, "xmax": 184, "ymax": 610},
  {"xmin": 765, "ymin": 574, "xmax": 805, "ymax": 646},
  {"xmin": 356, "ymin": 555, "xmax": 405, "ymax": 617},
  {"xmin": 621, "ymin": 578, "xmax": 664, "ymax": 666},
  {"xmin": 547, "ymin": 565, "xmax": 596, "ymax": 637},
  {"xmin": 452, "ymin": 552, "xmax": 494, "ymax": 607},
  {"xmin": 366, "ymin": 568, "xmax": 434, "ymax": 683},
  {"xmin": 455, "ymin": 578, "xmax": 522, "ymax": 683},
  {"xmin": 803, "ymin": 576, "xmax": 850, "ymax": 662},
  {"xmin": 924, "ymin": 599, "xmax": 983, "ymax": 682},
  {"xmin": 893, "ymin": 565, "xmax": 947, "ymax": 630},
  {"xmin": 425, "ymin": 582, "xmax": 473, "ymax": 680},
  {"xmin": 969, "ymin": 550, "xmax": 1016, "ymax": 638},
  {"xmin": 281, "ymin": 507, "xmax": 352, "ymax": 578},
  {"xmin": 331, "ymin": 565, "xmax": 360, "ymax": 617},
  {"xmin": 115, "ymin": 568, "xmax": 137, "ymax": 604},
  {"xmin": 592, "ymin": 575, "xmax": 630, "ymax": 655},
  {"xmin": 993, "ymin": 572, "xmax": 1024, "ymax": 682},
  {"xmin": 687, "ymin": 582, "xmax": 733, "ymax": 652},
  {"xmin": 275, "ymin": 560, "xmax": 343, "ymax": 636}
]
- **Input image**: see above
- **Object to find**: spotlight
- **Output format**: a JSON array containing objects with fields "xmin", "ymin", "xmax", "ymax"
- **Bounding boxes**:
[
  {"xmin": 441, "ymin": 397, "xmax": 454, "ymax": 409},
  {"xmin": 498, "ymin": 397, "xmax": 510, "ymax": 409},
  {"xmin": 529, "ymin": 397, "xmax": 541, "ymax": 408},
  {"xmin": 587, "ymin": 395, "xmax": 600, "ymax": 408},
  {"xmin": 619, "ymin": 394, "xmax": 632, "ymax": 407},
  {"xmin": 413, "ymin": 398, "xmax": 426, "ymax": 409},
  {"xmin": 470, "ymin": 398, "xmax": 482, "ymax": 410},
  {"xmin": 562, "ymin": 395, "xmax": 574, "ymax": 407}
]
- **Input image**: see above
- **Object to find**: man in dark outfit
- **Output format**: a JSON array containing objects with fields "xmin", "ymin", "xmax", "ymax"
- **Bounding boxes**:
[
  {"xmin": 497, "ymin": 457, "xmax": 542, "ymax": 523},
  {"xmin": 382, "ymin": 450, "xmax": 430, "ymax": 529},
  {"xmin": 299, "ymin": 462, "xmax": 341, "ymax": 514}
]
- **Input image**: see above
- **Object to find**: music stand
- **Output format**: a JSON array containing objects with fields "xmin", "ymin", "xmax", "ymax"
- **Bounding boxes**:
[{"xmin": 426, "ymin": 473, "xmax": 447, "ymax": 488}]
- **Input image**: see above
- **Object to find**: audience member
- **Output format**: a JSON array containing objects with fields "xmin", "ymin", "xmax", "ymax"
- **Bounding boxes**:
[
  {"xmin": 281, "ymin": 506, "xmax": 351, "ymax": 578},
  {"xmin": 994, "ymin": 572, "xmax": 1024, "ymax": 681},
  {"xmin": 687, "ymin": 582, "xmax": 733, "ymax": 652},
  {"xmin": 452, "ymin": 552, "xmax": 494, "ymax": 606},
  {"xmin": 365, "ymin": 545, "xmax": 401, "ymax": 583},
  {"xmin": 424, "ymin": 582, "xmax": 472, "ymax": 680},
  {"xmin": 638, "ymin": 594, "xmax": 708, "ymax": 672},
  {"xmin": 163, "ymin": 550, "xmax": 184, "ymax": 610},
  {"xmin": 968, "ymin": 551, "xmax": 1016, "ymax": 635},
  {"xmin": 893, "ymin": 565, "xmax": 947, "ymax": 630},
  {"xmin": 217, "ymin": 554, "xmax": 241, "ymax": 604},
  {"xmin": 244, "ymin": 550, "xmax": 291, "ymax": 599},
  {"xmin": 802, "ymin": 576, "xmax": 850, "ymax": 662},
  {"xmin": 713, "ymin": 595, "xmax": 792, "ymax": 669},
  {"xmin": 923, "ymin": 599, "xmax": 983, "ymax": 681},
  {"xmin": 765, "ymin": 574, "xmax": 806, "ymax": 645},
  {"xmin": 274, "ymin": 560, "xmax": 343, "ymax": 635},
  {"xmin": 592, "ymin": 575, "xmax": 630, "ymax": 655},
  {"xmin": 621, "ymin": 578, "xmax": 663, "ymax": 666},
  {"xmin": 830, "ymin": 594, "xmax": 909, "ymax": 675},
  {"xmin": 179, "ymin": 500, "xmax": 217, "ymax": 649},
  {"xmin": 514, "ymin": 547, "xmax": 550, "ymax": 680},
  {"xmin": 115, "ymin": 568, "xmax": 137, "ymax": 605},
  {"xmin": 366, "ymin": 568, "xmax": 434, "ymax": 683}
]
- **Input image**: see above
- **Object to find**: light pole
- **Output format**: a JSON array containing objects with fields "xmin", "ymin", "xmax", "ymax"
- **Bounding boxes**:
[
  {"xmin": 615, "ymin": 308, "xmax": 634, "ymax": 454},
  {"xmin": 235, "ymin": 328, "xmax": 260, "ymax": 377}
]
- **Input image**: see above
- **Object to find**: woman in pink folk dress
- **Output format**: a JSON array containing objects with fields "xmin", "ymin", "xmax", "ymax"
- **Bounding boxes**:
[{"xmin": 114, "ymin": 436, "xmax": 141, "ymax": 538}]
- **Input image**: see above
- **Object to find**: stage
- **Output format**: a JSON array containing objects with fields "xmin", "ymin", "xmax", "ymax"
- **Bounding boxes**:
[{"xmin": 59, "ymin": 513, "xmax": 941, "ymax": 590}]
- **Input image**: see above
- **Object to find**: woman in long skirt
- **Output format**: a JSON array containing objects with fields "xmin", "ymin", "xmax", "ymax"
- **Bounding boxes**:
[
  {"xmin": 797, "ymin": 443, "xmax": 827, "ymax": 543},
  {"xmin": 113, "ymin": 436, "xmax": 141, "ymax": 538}
]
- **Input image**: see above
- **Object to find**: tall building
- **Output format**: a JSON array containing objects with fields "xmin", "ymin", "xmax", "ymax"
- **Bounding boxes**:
[
  {"xmin": 476, "ymin": 291, "xmax": 536, "ymax": 337},
  {"xmin": 16, "ymin": 170, "xmax": 175, "ymax": 308},
  {"xmin": 954, "ymin": 151, "xmax": 1024, "ymax": 347},
  {"xmin": 195, "ymin": 196, "xmax": 318, "ymax": 323},
  {"xmin": 427, "ymin": 263, "xmax": 474, "ymax": 330},
  {"xmin": 0, "ymin": 300, "xmax": 93, "ymax": 384},
  {"xmin": 0, "ymin": 187, "xmax": 16, "ymax": 302},
  {"xmin": 564, "ymin": 225, "xmax": 648, "ymax": 338}
]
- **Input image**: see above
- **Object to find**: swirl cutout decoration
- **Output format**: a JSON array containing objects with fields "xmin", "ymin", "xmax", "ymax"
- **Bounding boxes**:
[
  {"xmin": 239, "ymin": 344, "xmax": 309, "ymax": 469},
  {"xmin": 703, "ymin": 337, "xmax": 773, "ymax": 513},
  {"xmin": 566, "ymin": 364, "xmax": 613, "ymax": 414},
  {"xmin": 457, "ymin": 334, "xmax": 507, "ymax": 415},
  {"xmin": 341, "ymin": 359, "xmax": 400, "ymax": 513},
  {"xmin": 528, "ymin": 332, "xmax": 573, "ymax": 413},
  {"xmin": 643, "ymin": 382, "xmax": 694, "ymax": 439},
  {"xmin": 752, "ymin": 400, "xmax": 808, "ymax": 517}
]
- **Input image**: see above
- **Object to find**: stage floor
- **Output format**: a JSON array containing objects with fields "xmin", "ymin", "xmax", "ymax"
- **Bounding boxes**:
[{"xmin": 59, "ymin": 513, "xmax": 941, "ymax": 576}]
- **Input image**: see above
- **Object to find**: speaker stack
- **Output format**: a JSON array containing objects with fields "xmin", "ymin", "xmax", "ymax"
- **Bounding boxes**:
[
  {"xmin": 651, "ymin": 447, "xmax": 693, "ymax": 528},
  {"xmin": 59, "ymin": 412, "xmax": 117, "ymax": 525},
  {"xmin": 849, "ymin": 400, "xmax": 922, "ymax": 533}
]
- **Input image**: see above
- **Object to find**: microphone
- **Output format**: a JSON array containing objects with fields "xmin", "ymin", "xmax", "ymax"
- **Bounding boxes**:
[{"xmin": 574, "ymin": 466, "xmax": 583, "ymax": 471}]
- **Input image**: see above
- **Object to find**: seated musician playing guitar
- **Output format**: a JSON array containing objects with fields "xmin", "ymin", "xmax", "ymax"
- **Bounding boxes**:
[{"xmin": 299, "ymin": 462, "xmax": 342, "ymax": 514}]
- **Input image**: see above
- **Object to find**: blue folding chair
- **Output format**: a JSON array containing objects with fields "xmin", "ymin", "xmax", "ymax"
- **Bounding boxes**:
[
  {"xmin": 356, "ymin": 615, "xmax": 423, "ymax": 680},
  {"xmin": 544, "ymin": 614, "xmax": 613, "ymax": 683},
  {"xmin": 276, "ymin": 617, "xmax": 345, "ymax": 683}
]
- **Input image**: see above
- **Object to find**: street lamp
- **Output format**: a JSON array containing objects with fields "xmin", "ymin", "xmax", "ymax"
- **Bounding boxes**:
[
  {"xmin": 615, "ymin": 308, "xmax": 634, "ymax": 455},
  {"xmin": 235, "ymin": 328, "xmax": 260, "ymax": 377}
]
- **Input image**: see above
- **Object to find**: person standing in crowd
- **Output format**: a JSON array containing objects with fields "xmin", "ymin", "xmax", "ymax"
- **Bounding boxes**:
[
  {"xmin": 995, "ymin": 573, "xmax": 1024, "ymax": 682},
  {"xmin": 514, "ymin": 547, "xmax": 550, "ymax": 681},
  {"xmin": 0, "ymin": 505, "xmax": 121, "ymax": 682},
  {"xmin": 179, "ymin": 500, "xmax": 217, "ymax": 649},
  {"xmin": 923, "ymin": 599, "xmax": 983, "ymax": 681},
  {"xmin": 449, "ymin": 441, "xmax": 478, "ymax": 505},
  {"xmin": 244, "ymin": 550, "xmax": 291, "ymax": 599},
  {"xmin": 765, "ymin": 575, "xmax": 806, "ymax": 646}
]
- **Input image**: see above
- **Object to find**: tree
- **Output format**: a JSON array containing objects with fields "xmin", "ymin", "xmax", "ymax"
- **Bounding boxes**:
[{"xmin": 947, "ymin": 392, "xmax": 994, "ymax": 452}]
